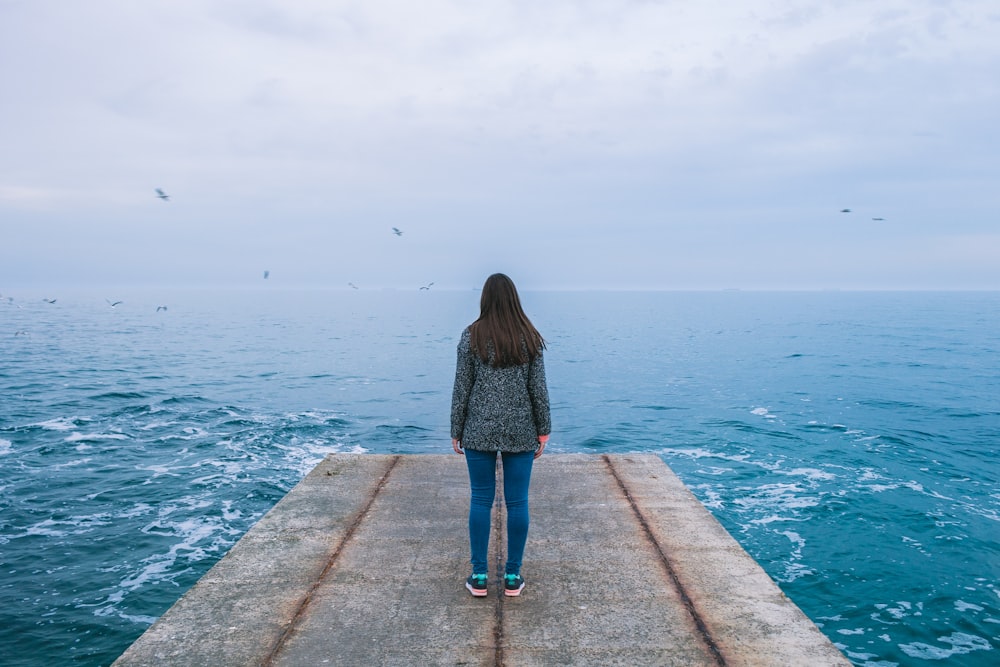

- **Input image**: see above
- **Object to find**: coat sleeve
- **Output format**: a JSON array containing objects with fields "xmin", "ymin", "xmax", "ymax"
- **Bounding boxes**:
[
  {"xmin": 528, "ymin": 350, "xmax": 551, "ymax": 437},
  {"xmin": 450, "ymin": 330, "xmax": 475, "ymax": 441}
]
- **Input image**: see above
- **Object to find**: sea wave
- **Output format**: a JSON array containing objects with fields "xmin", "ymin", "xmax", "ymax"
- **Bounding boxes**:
[{"xmin": 3, "ymin": 289, "xmax": 999, "ymax": 667}]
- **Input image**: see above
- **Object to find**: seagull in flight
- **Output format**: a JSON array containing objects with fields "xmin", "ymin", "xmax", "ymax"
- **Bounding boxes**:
[
  {"xmin": 156, "ymin": 305, "xmax": 168, "ymax": 312},
  {"xmin": 348, "ymin": 282, "xmax": 359, "ymax": 290},
  {"xmin": 263, "ymin": 270, "xmax": 270, "ymax": 280},
  {"xmin": 155, "ymin": 188, "xmax": 170, "ymax": 201},
  {"xmin": 419, "ymin": 282, "xmax": 434, "ymax": 291},
  {"xmin": 392, "ymin": 227, "xmax": 403, "ymax": 236},
  {"xmin": 43, "ymin": 298, "xmax": 57, "ymax": 304},
  {"xmin": 872, "ymin": 217, "xmax": 885, "ymax": 221},
  {"xmin": 840, "ymin": 208, "xmax": 851, "ymax": 213},
  {"xmin": 106, "ymin": 299, "xmax": 123, "ymax": 308}
]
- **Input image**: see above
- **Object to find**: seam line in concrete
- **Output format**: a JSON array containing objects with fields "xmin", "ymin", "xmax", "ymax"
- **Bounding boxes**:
[
  {"xmin": 602, "ymin": 455, "xmax": 727, "ymax": 667},
  {"xmin": 493, "ymin": 460, "xmax": 506, "ymax": 667},
  {"xmin": 260, "ymin": 455, "xmax": 401, "ymax": 667}
]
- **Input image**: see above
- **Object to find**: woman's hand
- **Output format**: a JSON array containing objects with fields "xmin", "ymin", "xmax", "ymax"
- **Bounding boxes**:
[
  {"xmin": 452, "ymin": 438, "xmax": 464, "ymax": 455},
  {"xmin": 534, "ymin": 438, "xmax": 547, "ymax": 459}
]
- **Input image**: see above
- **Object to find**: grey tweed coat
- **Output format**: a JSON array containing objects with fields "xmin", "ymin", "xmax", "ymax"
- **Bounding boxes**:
[{"xmin": 450, "ymin": 328, "xmax": 551, "ymax": 453}]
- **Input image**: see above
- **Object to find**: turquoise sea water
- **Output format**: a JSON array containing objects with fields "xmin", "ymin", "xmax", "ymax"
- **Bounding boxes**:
[{"xmin": 1, "ymin": 288, "xmax": 998, "ymax": 666}]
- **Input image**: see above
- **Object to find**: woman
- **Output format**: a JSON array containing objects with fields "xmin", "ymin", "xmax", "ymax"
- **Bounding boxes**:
[{"xmin": 451, "ymin": 273, "xmax": 551, "ymax": 598}]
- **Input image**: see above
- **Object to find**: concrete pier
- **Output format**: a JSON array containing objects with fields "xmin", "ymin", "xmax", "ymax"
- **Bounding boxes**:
[{"xmin": 112, "ymin": 454, "xmax": 849, "ymax": 666}]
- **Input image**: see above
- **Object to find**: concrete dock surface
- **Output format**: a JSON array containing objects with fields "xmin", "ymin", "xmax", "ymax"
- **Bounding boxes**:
[{"xmin": 112, "ymin": 454, "xmax": 849, "ymax": 666}]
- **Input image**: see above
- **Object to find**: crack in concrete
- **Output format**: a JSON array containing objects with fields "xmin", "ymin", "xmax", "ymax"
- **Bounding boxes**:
[
  {"xmin": 493, "ymin": 458, "xmax": 506, "ymax": 667},
  {"xmin": 602, "ymin": 454, "xmax": 727, "ymax": 667},
  {"xmin": 261, "ymin": 455, "xmax": 401, "ymax": 667}
]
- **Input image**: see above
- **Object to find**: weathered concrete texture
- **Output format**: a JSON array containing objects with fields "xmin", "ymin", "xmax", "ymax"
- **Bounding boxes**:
[{"xmin": 113, "ymin": 454, "xmax": 850, "ymax": 667}]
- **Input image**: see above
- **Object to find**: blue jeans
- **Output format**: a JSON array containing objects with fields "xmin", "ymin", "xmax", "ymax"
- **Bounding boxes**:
[{"xmin": 465, "ymin": 449, "xmax": 535, "ymax": 576}]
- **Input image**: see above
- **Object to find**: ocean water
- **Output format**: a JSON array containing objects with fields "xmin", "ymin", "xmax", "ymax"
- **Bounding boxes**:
[{"xmin": 1, "ymin": 288, "xmax": 998, "ymax": 666}]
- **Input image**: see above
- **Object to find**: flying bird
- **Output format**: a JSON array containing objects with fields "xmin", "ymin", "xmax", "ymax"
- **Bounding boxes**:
[
  {"xmin": 392, "ymin": 227, "xmax": 403, "ymax": 236},
  {"xmin": 155, "ymin": 188, "xmax": 170, "ymax": 201},
  {"xmin": 263, "ymin": 270, "xmax": 270, "ymax": 279},
  {"xmin": 42, "ymin": 298, "xmax": 57, "ymax": 304},
  {"xmin": 106, "ymin": 299, "xmax": 123, "ymax": 307},
  {"xmin": 419, "ymin": 282, "xmax": 434, "ymax": 291},
  {"xmin": 156, "ymin": 306, "xmax": 168, "ymax": 312},
  {"xmin": 872, "ymin": 217, "xmax": 885, "ymax": 221},
  {"xmin": 840, "ymin": 208, "xmax": 851, "ymax": 213},
  {"xmin": 348, "ymin": 282, "xmax": 359, "ymax": 290}
]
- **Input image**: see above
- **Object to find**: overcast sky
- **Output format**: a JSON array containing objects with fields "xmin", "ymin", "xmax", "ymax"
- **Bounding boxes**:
[{"xmin": 2, "ymin": 0, "xmax": 998, "ymax": 290}]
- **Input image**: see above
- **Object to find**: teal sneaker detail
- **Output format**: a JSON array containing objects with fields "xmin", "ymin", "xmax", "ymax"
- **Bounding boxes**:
[
  {"xmin": 503, "ymin": 573, "xmax": 525, "ymax": 597},
  {"xmin": 466, "ymin": 573, "xmax": 488, "ymax": 597}
]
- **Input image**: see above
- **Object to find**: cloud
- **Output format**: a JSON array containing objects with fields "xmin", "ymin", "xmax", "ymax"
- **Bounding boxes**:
[{"xmin": 2, "ymin": 0, "xmax": 999, "ymax": 288}]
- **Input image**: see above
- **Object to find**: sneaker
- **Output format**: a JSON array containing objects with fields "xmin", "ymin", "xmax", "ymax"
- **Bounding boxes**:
[
  {"xmin": 466, "ymin": 573, "xmax": 488, "ymax": 597},
  {"xmin": 503, "ymin": 573, "xmax": 525, "ymax": 597}
]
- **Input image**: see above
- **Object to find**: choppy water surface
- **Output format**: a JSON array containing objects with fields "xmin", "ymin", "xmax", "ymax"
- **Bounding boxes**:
[{"xmin": 1, "ymin": 289, "xmax": 998, "ymax": 666}]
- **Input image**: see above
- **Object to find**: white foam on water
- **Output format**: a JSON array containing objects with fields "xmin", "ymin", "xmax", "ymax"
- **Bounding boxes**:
[
  {"xmin": 954, "ymin": 600, "xmax": 984, "ymax": 613},
  {"xmin": 65, "ymin": 431, "xmax": 128, "ymax": 442},
  {"xmin": 116, "ymin": 612, "xmax": 158, "ymax": 625},
  {"xmin": 778, "ymin": 467, "xmax": 837, "ymax": 481},
  {"xmin": 189, "ymin": 473, "xmax": 230, "ymax": 487},
  {"xmin": 773, "ymin": 529, "xmax": 814, "ymax": 582},
  {"xmin": 750, "ymin": 407, "xmax": 776, "ymax": 418},
  {"xmin": 50, "ymin": 457, "xmax": 93, "ymax": 470},
  {"xmin": 694, "ymin": 487, "xmax": 724, "ymax": 509},
  {"xmin": 843, "ymin": 652, "xmax": 883, "ymax": 664},
  {"xmin": 780, "ymin": 561, "xmax": 814, "ymax": 582},
  {"xmin": 112, "ymin": 558, "xmax": 177, "ymax": 596},
  {"xmin": 900, "ymin": 480, "xmax": 956, "ymax": 502},
  {"xmin": 867, "ymin": 483, "xmax": 899, "ymax": 493},
  {"xmin": 18, "ymin": 511, "xmax": 115, "ymax": 539},
  {"xmin": 899, "ymin": 632, "xmax": 993, "ymax": 659},
  {"xmin": 873, "ymin": 601, "xmax": 917, "ymax": 622},
  {"xmin": 157, "ymin": 427, "xmax": 209, "ymax": 442},
  {"xmin": 0, "ymin": 438, "xmax": 11, "ymax": 455},
  {"xmin": 838, "ymin": 628, "xmax": 866, "ymax": 635},
  {"xmin": 659, "ymin": 446, "xmax": 751, "ymax": 463},
  {"xmin": 751, "ymin": 514, "xmax": 794, "ymax": 526},
  {"xmin": 220, "ymin": 500, "xmax": 242, "ymax": 522},
  {"xmin": 200, "ymin": 459, "xmax": 246, "ymax": 478},
  {"xmin": 900, "ymin": 536, "xmax": 928, "ymax": 555},
  {"xmin": 92, "ymin": 510, "xmax": 242, "ymax": 623},
  {"xmin": 276, "ymin": 438, "xmax": 365, "ymax": 477},
  {"xmin": 137, "ymin": 463, "xmax": 182, "ymax": 481},
  {"xmin": 139, "ymin": 420, "xmax": 176, "ymax": 431},
  {"xmin": 735, "ymin": 482, "xmax": 820, "ymax": 513},
  {"xmin": 23, "ymin": 519, "xmax": 70, "ymax": 538},
  {"xmin": 118, "ymin": 502, "xmax": 154, "ymax": 519},
  {"xmin": 32, "ymin": 416, "xmax": 86, "ymax": 431},
  {"xmin": 780, "ymin": 530, "xmax": 806, "ymax": 549}
]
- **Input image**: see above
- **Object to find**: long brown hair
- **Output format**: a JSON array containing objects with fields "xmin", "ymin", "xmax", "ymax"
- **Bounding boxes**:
[{"xmin": 469, "ymin": 273, "xmax": 545, "ymax": 368}]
